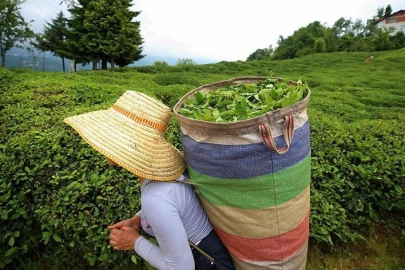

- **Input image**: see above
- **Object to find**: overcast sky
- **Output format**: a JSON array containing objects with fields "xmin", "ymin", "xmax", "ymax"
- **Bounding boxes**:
[{"xmin": 21, "ymin": 0, "xmax": 404, "ymax": 62}]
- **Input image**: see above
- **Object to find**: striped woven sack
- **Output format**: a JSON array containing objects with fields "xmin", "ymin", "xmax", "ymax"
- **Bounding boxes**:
[{"xmin": 174, "ymin": 77, "xmax": 311, "ymax": 270}]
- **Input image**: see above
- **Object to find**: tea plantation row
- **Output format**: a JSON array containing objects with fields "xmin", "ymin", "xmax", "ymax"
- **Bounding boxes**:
[{"xmin": 1, "ymin": 49, "xmax": 404, "ymax": 269}]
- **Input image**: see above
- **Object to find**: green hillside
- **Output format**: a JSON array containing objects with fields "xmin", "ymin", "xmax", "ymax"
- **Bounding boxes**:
[
  {"xmin": 1, "ymin": 49, "xmax": 404, "ymax": 269},
  {"xmin": 3, "ymin": 54, "xmax": 88, "ymax": 72}
]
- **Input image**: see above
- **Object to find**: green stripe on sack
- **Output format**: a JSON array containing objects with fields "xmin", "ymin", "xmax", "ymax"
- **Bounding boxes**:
[{"xmin": 189, "ymin": 154, "xmax": 311, "ymax": 209}]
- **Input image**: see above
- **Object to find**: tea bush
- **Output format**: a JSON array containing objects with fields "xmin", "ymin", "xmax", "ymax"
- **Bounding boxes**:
[
  {"xmin": 309, "ymin": 112, "xmax": 405, "ymax": 244},
  {"xmin": 1, "ymin": 48, "xmax": 404, "ymax": 268},
  {"xmin": 0, "ymin": 70, "xmax": 165, "ymax": 269},
  {"xmin": 153, "ymin": 72, "xmax": 202, "ymax": 86}
]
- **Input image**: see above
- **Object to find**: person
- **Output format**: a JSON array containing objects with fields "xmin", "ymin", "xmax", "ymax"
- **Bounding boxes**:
[{"xmin": 63, "ymin": 90, "xmax": 235, "ymax": 270}]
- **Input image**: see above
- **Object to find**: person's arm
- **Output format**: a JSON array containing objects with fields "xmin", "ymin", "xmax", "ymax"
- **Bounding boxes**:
[{"xmin": 135, "ymin": 193, "xmax": 194, "ymax": 270}]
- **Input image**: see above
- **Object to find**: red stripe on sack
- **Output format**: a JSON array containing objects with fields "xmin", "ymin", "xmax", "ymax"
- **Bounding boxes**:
[{"xmin": 214, "ymin": 210, "xmax": 310, "ymax": 262}]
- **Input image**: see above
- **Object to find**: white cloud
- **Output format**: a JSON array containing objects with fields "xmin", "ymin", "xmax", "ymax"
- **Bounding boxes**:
[
  {"xmin": 21, "ymin": 0, "xmax": 404, "ymax": 61},
  {"xmin": 135, "ymin": 0, "xmax": 404, "ymax": 61},
  {"xmin": 21, "ymin": 0, "xmax": 68, "ymax": 32}
]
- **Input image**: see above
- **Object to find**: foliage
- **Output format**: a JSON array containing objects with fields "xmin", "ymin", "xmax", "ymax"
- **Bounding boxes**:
[
  {"xmin": 178, "ymin": 78, "xmax": 308, "ymax": 122},
  {"xmin": 0, "ymin": 67, "xmax": 15, "ymax": 91},
  {"xmin": 309, "ymin": 117, "xmax": 405, "ymax": 244},
  {"xmin": 383, "ymin": 4, "xmax": 392, "ymax": 19},
  {"xmin": 313, "ymin": 38, "xmax": 326, "ymax": 53},
  {"xmin": 176, "ymin": 58, "xmax": 196, "ymax": 66},
  {"xmin": 0, "ymin": 0, "xmax": 33, "ymax": 67},
  {"xmin": 1, "ymin": 48, "xmax": 405, "ymax": 269},
  {"xmin": 82, "ymin": 0, "xmax": 144, "ymax": 71},
  {"xmin": 65, "ymin": 0, "xmax": 97, "ymax": 68},
  {"xmin": 258, "ymin": 5, "xmax": 404, "ymax": 61},
  {"xmin": 153, "ymin": 72, "xmax": 202, "ymax": 87},
  {"xmin": 153, "ymin": 60, "xmax": 169, "ymax": 67},
  {"xmin": 0, "ymin": 70, "xmax": 159, "ymax": 269},
  {"xmin": 246, "ymin": 45, "xmax": 274, "ymax": 61},
  {"xmin": 306, "ymin": 224, "xmax": 405, "ymax": 269},
  {"xmin": 272, "ymin": 21, "xmax": 329, "ymax": 60},
  {"xmin": 36, "ymin": 11, "xmax": 70, "ymax": 72}
]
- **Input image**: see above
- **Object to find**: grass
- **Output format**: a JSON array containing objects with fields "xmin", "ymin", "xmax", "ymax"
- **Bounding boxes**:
[{"xmin": 307, "ymin": 224, "xmax": 405, "ymax": 270}]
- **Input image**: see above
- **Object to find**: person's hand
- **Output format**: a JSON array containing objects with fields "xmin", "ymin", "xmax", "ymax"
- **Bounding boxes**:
[
  {"xmin": 108, "ymin": 215, "xmax": 141, "ymax": 231},
  {"xmin": 109, "ymin": 226, "xmax": 140, "ymax": 250}
]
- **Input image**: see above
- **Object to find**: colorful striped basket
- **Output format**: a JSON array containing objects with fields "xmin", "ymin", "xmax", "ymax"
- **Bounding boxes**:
[{"xmin": 174, "ymin": 77, "xmax": 311, "ymax": 270}]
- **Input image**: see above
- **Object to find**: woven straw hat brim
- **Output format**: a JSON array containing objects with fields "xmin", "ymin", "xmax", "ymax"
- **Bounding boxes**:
[{"xmin": 64, "ymin": 108, "xmax": 186, "ymax": 181}]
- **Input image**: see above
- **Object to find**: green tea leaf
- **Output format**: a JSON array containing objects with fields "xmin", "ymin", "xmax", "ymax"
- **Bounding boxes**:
[
  {"xmin": 4, "ymin": 247, "xmax": 18, "ymax": 258},
  {"xmin": 9, "ymin": 236, "xmax": 15, "ymax": 247},
  {"xmin": 195, "ymin": 91, "xmax": 204, "ymax": 103},
  {"xmin": 53, "ymin": 234, "xmax": 62, "ymax": 242}
]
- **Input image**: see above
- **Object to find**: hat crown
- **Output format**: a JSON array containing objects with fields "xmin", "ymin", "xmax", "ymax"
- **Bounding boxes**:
[
  {"xmin": 64, "ymin": 90, "xmax": 186, "ymax": 181},
  {"xmin": 114, "ymin": 91, "xmax": 171, "ymax": 132}
]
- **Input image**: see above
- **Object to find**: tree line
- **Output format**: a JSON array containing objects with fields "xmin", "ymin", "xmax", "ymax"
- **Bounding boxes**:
[
  {"xmin": 2, "ymin": 1, "xmax": 404, "ymax": 70},
  {"xmin": 247, "ymin": 5, "xmax": 405, "ymax": 61},
  {"xmin": 0, "ymin": 0, "xmax": 143, "ymax": 71}
]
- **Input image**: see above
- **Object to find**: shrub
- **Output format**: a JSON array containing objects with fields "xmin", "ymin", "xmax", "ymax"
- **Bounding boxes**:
[
  {"xmin": 0, "ymin": 71, "xmax": 156, "ymax": 269},
  {"xmin": 152, "ymin": 73, "xmax": 201, "ymax": 86},
  {"xmin": 1, "ymin": 49, "xmax": 405, "ymax": 268},
  {"xmin": 309, "ymin": 111, "xmax": 405, "ymax": 244},
  {"xmin": 176, "ymin": 58, "xmax": 196, "ymax": 66},
  {"xmin": 153, "ymin": 60, "xmax": 169, "ymax": 67}
]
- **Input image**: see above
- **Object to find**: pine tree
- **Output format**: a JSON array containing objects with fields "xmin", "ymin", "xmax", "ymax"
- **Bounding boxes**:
[
  {"xmin": 65, "ymin": 0, "xmax": 96, "ymax": 71},
  {"xmin": 82, "ymin": 0, "xmax": 144, "ymax": 71},
  {"xmin": 38, "ymin": 11, "xmax": 69, "ymax": 72}
]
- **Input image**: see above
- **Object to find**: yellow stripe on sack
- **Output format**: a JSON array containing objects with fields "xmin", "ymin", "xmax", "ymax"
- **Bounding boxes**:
[{"xmin": 199, "ymin": 185, "xmax": 310, "ymax": 239}]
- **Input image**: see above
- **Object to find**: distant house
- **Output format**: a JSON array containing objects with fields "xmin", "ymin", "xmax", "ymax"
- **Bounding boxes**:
[{"xmin": 375, "ymin": 10, "xmax": 405, "ymax": 35}]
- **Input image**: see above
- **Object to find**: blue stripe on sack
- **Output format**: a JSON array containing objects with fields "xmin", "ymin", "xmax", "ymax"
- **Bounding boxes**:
[{"xmin": 182, "ymin": 121, "xmax": 310, "ymax": 179}]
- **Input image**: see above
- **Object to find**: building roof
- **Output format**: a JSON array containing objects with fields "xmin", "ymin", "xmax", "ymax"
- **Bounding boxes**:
[{"xmin": 375, "ymin": 10, "xmax": 405, "ymax": 24}]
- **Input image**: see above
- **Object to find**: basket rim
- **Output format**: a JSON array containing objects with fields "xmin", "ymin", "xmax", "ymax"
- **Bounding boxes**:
[{"xmin": 173, "ymin": 77, "xmax": 310, "ymax": 135}]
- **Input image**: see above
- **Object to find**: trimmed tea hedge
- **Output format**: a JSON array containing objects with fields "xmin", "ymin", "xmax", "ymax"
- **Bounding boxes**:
[{"xmin": 1, "ymin": 58, "xmax": 404, "ymax": 268}]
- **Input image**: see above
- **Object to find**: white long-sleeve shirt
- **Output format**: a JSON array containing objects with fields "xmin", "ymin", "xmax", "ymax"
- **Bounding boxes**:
[{"xmin": 134, "ymin": 176, "xmax": 212, "ymax": 270}]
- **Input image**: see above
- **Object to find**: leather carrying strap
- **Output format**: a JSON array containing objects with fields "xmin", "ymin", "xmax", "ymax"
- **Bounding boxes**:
[{"xmin": 259, "ymin": 114, "xmax": 295, "ymax": 154}]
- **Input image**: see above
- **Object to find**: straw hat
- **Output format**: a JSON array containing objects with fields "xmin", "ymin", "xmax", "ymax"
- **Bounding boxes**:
[{"xmin": 64, "ymin": 91, "xmax": 186, "ymax": 181}]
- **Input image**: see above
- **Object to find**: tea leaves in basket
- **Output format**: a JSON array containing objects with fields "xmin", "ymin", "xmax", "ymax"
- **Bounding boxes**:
[{"xmin": 178, "ymin": 77, "xmax": 308, "ymax": 122}]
